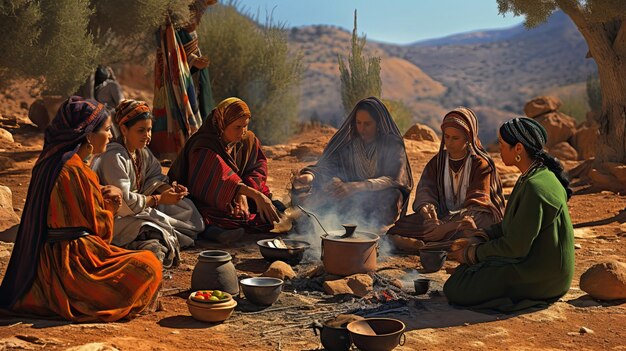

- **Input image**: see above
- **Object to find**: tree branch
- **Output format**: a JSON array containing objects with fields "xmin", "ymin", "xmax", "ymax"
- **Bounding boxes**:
[
  {"xmin": 614, "ymin": 20, "xmax": 626, "ymax": 59},
  {"xmin": 555, "ymin": 0, "xmax": 586, "ymax": 28}
]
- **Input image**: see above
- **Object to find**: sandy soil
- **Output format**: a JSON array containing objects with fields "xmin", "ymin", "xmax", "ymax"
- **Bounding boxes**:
[{"xmin": 0, "ymin": 90, "xmax": 625, "ymax": 350}]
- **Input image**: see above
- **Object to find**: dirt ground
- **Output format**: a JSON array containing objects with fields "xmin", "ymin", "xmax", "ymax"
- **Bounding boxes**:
[{"xmin": 1, "ymin": 102, "xmax": 626, "ymax": 350}]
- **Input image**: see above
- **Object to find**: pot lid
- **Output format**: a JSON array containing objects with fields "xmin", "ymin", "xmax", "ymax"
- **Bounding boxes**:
[{"xmin": 321, "ymin": 230, "xmax": 379, "ymax": 243}]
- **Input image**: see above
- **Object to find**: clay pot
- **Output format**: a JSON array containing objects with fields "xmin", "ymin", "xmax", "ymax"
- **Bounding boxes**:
[
  {"xmin": 311, "ymin": 320, "xmax": 352, "ymax": 351},
  {"xmin": 191, "ymin": 250, "xmax": 239, "ymax": 295},
  {"xmin": 419, "ymin": 249, "xmax": 447, "ymax": 273},
  {"xmin": 413, "ymin": 278, "xmax": 430, "ymax": 295},
  {"xmin": 321, "ymin": 230, "xmax": 379, "ymax": 276},
  {"xmin": 347, "ymin": 318, "xmax": 406, "ymax": 351}
]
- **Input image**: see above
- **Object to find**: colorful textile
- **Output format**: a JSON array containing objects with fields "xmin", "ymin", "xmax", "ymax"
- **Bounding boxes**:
[
  {"xmin": 115, "ymin": 99, "xmax": 151, "ymax": 126},
  {"xmin": 443, "ymin": 166, "xmax": 575, "ymax": 312},
  {"xmin": 387, "ymin": 107, "xmax": 504, "ymax": 240},
  {"xmin": 150, "ymin": 23, "xmax": 202, "ymax": 158},
  {"xmin": 13, "ymin": 154, "xmax": 162, "ymax": 321},
  {"xmin": 178, "ymin": 28, "xmax": 215, "ymax": 120},
  {"xmin": 168, "ymin": 98, "xmax": 272, "ymax": 231},
  {"xmin": 0, "ymin": 96, "xmax": 109, "ymax": 308}
]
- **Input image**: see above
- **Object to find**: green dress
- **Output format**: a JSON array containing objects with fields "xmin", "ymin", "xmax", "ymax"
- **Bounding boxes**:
[{"xmin": 443, "ymin": 166, "xmax": 575, "ymax": 312}]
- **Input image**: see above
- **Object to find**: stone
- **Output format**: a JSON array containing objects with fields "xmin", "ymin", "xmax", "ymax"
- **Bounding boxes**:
[
  {"xmin": 523, "ymin": 96, "xmax": 562, "ymax": 118},
  {"xmin": 403, "ymin": 123, "xmax": 439, "ymax": 143},
  {"xmin": 0, "ymin": 156, "xmax": 15, "ymax": 171},
  {"xmin": 579, "ymin": 327, "xmax": 594, "ymax": 334},
  {"xmin": 572, "ymin": 122, "xmax": 599, "ymax": 160},
  {"xmin": 524, "ymin": 96, "xmax": 577, "ymax": 147},
  {"xmin": 404, "ymin": 139, "xmax": 440, "ymax": 155},
  {"xmin": 574, "ymin": 243, "xmax": 582, "ymax": 250},
  {"xmin": 290, "ymin": 143, "xmax": 324, "ymax": 162},
  {"xmin": 262, "ymin": 260, "xmax": 296, "ymax": 280},
  {"xmin": 580, "ymin": 261, "xmax": 626, "ymax": 300},
  {"xmin": 549, "ymin": 142, "xmax": 578, "ymax": 161},
  {"xmin": 28, "ymin": 99, "xmax": 50, "ymax": 130},
  {"xmin": 588, "ymin": 168, "xmax": 626, "ymax": 193},
  {"xmin": 0, "ymin": 128, "xmax": 13, "ymax": 143},
  {"xmin": 64, "ymin": 343, "xmax": 120, "ymax": 351},
  {"xmin": 323, "ymin": 274, "xmax": 373, "ymax": 297},
  {"xmin": 0, "ymin": 186, "xmax": 20, "ymax": 233}
]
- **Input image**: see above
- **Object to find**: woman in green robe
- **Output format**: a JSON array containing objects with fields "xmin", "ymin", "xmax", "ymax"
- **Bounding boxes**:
[{"xmin": 444, "ymin": 117, "xmax": 575, "ymax": 312}]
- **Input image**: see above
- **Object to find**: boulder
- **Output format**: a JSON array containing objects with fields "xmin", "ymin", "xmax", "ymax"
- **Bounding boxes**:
[
  {"xmin": 0, "ymin": 128, "xmax": 13, "ymax": 143},
  {"xmin": 65, "ymin": 343, "xmax": 120, "ymax": 351},
  {"xmin": 549, "ymin": 142, "xmax": 578, "ymax": 161},
  {"xmin": 523, "ymin": 96, "xmax": 562, "ymax": 118},
  {"xmin": 572, "ymin": 122, "xmax": 599, "ymax": 160},
  {"xmin": 524, "ymin": 96, "xmax": 576, "ymax": 147},
  {"xmin": 0, "ymin": 156, "xmax": 15, "ymax": 171},
  {"xmin": 580, "ymin": 261, "xmax": 626, "ymax": 300},
  {"xmin": 588, "ymin": 168, "xmax": 626, "ymax": 193},
  {"xmin": 28, "ymin": 99, "xmax": 50, "ymax": 130},
  {"xmin": 262, "ymin": 260, "xmax": 296, "ymax": 280},
  {"xmin": 323, "ymin": 273, "xmax": 373, "ymax": 297},
  {"xmin": 403, "ymin": 123, "xmax": 439, "ymax": 143},
  {"xmin": 0, "ymin": 186, "xmax": 20, "ymax": 233},
  {"xmin": 290, "ymin": 143, "xmax": 325, "ymax": 162}
]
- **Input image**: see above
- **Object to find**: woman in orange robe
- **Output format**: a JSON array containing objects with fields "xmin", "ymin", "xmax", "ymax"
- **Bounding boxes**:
[{"xmin": 0, "ymin": 97, "xmax": 162, "ymax": 322}]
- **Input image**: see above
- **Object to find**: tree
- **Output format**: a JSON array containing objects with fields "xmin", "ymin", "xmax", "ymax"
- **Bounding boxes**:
[
  {"xmin": 382, "ymin": 99, "xmax": 413, "ymax": 135},
  {"xmin": 338, "ymin": 10, "xmax": 382, "ymax": 115},
  {"xmin": 586, "ymin": 74, "xmax": 602, "ymax": 114},
  {"xmin": 0, "ymin": 0, "xmax": 192, "ymax": 95},
  {"xmin": 197, "ymin": 2, "xmax": 303, "ymax": 144},
  {"xmin": 497, "ymin": 1, "xmax": 626, "ymax": 163}
]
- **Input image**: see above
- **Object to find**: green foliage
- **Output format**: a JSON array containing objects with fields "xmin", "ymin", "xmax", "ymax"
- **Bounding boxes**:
[
  {"xmin": 559, "ymin": 94, "xmax": 588, "ymax": 124},
  {"xmin": 338, "ymin": 10, "xmax": 381, "ymax": 115},
  {"xmin": 382, "ymin": 99, "xmax": 413, "ymax": 135},
  {"xmin": 0, "ymin": 0, "xmax": 192, "ymax": 95},
  {"xmin": 197, "ymin": 2, "xmax": 303, "ymax": 145},
  {"xmin": 586, "ymin": 74, "xmax": 602, "ymax": 112}
]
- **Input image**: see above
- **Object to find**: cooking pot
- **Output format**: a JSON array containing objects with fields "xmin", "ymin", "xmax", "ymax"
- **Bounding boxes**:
[
  {"xmin": 321, "ymin": 229, "xmax": 379, "ymax": 276},
  {"xmin": 311, "ymin": 320, "xmax": 351, "ymax": 351}
]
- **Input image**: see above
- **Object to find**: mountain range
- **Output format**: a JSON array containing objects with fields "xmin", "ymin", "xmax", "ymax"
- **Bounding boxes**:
[{"xmin": 289, "ymin": 11, "xmax": 597, "ymax": 142}]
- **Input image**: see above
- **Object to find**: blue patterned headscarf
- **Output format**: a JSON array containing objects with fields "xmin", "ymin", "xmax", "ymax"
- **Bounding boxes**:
[
  {"xmin": 0, "ymin": 96, "xmax": 109, "ymax": 308},
  {"xmin": 499, "ymin": 117, "xmax": 548, "ymax": 156}
]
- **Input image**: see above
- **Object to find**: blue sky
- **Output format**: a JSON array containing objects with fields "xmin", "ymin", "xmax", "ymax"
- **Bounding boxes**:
[{"xmin": 241, "ymin": 0, "xmax": 525, "ymax": 44}]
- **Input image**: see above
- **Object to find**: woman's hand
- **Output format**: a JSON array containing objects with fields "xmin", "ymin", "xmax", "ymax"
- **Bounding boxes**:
[
  {"xmin": 419, "ymin": 203, "xmax": 438, "ymax": 221},
  {"xmin": 448, "ymin": 237, "xmax": 483, "ymax": 264},
  {"xmin": 171, "ymin": 181, "xmax": 189, "ymax": 196},
  {"xmin": 238, "ymin": 185, "xmax": 279, "ymax": 224},
  {"xmin": 229, "ymin": 194, "xmax": 250, "ymax": 220},
  {"xmin": 292, "ymin": 173, "xmax": 314, "ymax": 192},
  {"xmin": 159, "ymin": 187, "xmax": 185, "ymax": 205},
  {"xmin": 101, "ymin": 185, "xmax": 123, "ymax": 213}
]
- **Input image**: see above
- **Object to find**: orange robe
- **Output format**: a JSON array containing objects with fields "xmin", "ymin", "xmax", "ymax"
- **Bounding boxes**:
[{"xmin": 13, "ymin": 154, "xmax": 162, "ymax": 322}]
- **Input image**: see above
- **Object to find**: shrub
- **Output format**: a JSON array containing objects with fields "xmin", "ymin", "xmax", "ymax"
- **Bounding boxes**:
[
  {"xmin": 338, "ymin": 10, "xmax": 381, "ymax": 115},
  {"xmin": 382, "ymin": 99, "xmax": 413, "ymax": 135},
  {"xmin": 197, "ymin": 2, "xmax": 303, "ymax": 144}
]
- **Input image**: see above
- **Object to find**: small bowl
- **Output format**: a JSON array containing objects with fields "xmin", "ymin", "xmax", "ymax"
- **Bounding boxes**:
[
  {"xmin": 347, "ymin": 318, "xmax": 406, "ymax": 351},
  {"xmin": 413, "ymin": 278, "xmax": 430, "ymax": 295},
  {"xmin": 240, "ymin": 277, "xmax": 284, "ymax": 306},
  {"xmin": 257, "ymin": 239, "xmax": 310, "ymax": 265},
  {"xmin": 187, "ymin": 298, "xmax": 237, "ymax": 323},
  {"xmin": 419, "ymin": 249, "xmax": 447, "ymax": 273}
]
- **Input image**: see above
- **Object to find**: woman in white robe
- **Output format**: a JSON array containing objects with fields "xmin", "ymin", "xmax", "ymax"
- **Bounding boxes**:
[{"xmin": 92, "ymin": 99, "xmax": 204, "ymax": 267}]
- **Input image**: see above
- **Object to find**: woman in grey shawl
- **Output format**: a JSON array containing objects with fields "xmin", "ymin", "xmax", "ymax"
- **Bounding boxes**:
[
  {"xmin": 92, "ymin": 99, "xmax": 204, "ymax": 268},
  {"xmin": 291, "ymin": 97, "xmax": 413, "ymax": 233}
]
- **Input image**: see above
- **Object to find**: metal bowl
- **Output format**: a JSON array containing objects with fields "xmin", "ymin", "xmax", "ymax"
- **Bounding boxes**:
[
  {"xmin": 256, "ymin": 239, "xmax": 310, "ymax": 265},
  {"xmin": 240, "ymin": 277, "xmax": 284, "ymax": 306}
]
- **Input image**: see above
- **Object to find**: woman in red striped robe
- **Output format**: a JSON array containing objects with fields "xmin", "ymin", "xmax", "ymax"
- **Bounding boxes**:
[{"xmin": 168, "ymin": 98, "xmax": 280, "ymax": 243}]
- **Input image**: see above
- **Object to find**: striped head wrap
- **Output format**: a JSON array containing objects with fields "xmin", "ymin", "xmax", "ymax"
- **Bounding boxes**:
[
  {"xmin": 499, "ymin": 117, "xmax": 548, "ymax": 155},
  {"xmin": 115, "ymin": 99, "xmax": 151, "ymax": 126},
  {"xmin": 441, "ymin": 112, "xmax": 471, "ymax": 139},
  {"xmin": 212, "ymin": 97, "xmax": 251, "ymax": 133}
]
